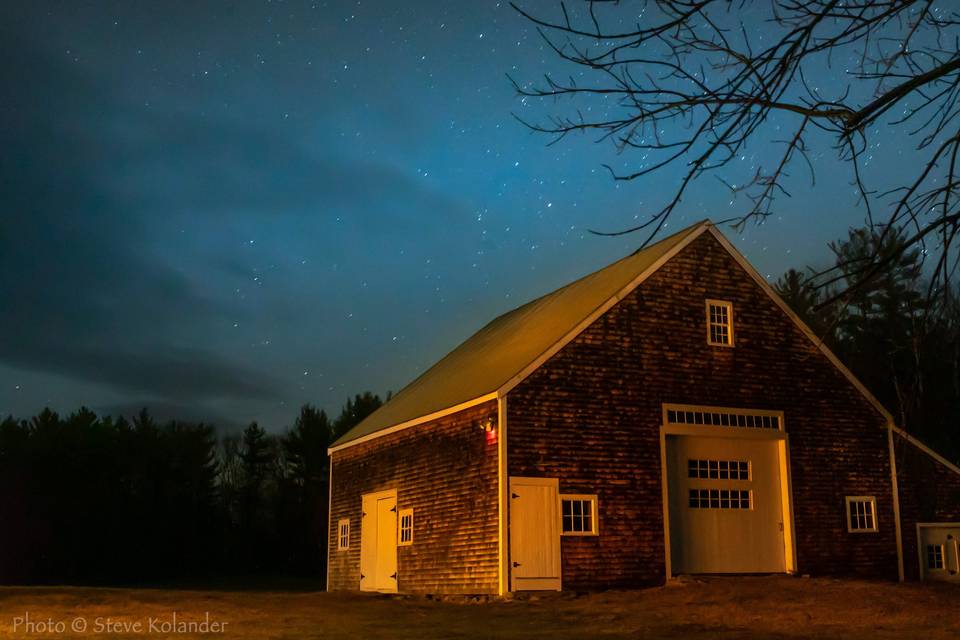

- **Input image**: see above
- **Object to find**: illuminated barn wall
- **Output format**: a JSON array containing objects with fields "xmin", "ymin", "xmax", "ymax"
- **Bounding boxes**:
[
  {"xmin": 327, "ymin": 400, "xmax": 499, "ymax": 594},
  {"xmin": 506, "ymin": 233, "xmax": 899, "ymax": 588}
]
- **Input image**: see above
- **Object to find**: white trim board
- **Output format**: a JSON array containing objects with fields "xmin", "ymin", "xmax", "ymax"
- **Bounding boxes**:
[
  {"xmin": 892, "ymin": 426, "xmax": 960, "ymax": 477},
  {"xmin": 327, "ymin": 393, "xmax": 497, "ymax": 454}
]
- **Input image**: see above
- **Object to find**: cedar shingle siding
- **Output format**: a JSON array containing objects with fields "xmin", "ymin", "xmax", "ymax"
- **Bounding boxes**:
[
  {"xmin": 328, "ymin": 223, "xmax": 959, "ymax": 593},
  {"xmin": 894, "ymin": 433, "xmax": 960, "ymax": 580},
  {"xmin": 327, "ymin": 401, "xmax": 499, "ymax": 593},
  {"xmin": 507, "ymin": 233, "xmax": 898, "ymax": 588}
]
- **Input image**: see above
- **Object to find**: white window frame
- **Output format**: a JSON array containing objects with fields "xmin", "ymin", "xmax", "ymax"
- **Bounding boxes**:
[
  {"xmin": 337, "ymin": 518, "xmax": 350, "ymax": 550},
  {"xmin": 706, "ymin": 299, "xmax": 735, "ymax": 347},
  {"xmin": 397, "ymin": 508, "xmax": 414, "ymax": 546},
  {"xmin": 560, "ymin": 494, "xmax": 599, "ymax": 536},
  {"xmin": 845, "ymin": 496, "xmax": 879, "ymax": 533}
]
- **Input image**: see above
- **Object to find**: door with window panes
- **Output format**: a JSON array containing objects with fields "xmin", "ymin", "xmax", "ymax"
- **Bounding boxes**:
[{"xmin": 667, "ymin": 435, "xmax": 786, "ymax": 574}]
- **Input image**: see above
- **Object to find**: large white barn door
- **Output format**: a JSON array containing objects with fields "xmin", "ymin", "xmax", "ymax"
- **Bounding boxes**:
[
  {"xmin": 509, "ymin": 477, "xmax": 561, "ymax": 591},
  {"xmin": 667, "ymin": 435, "xmax": 786, "ymax": 574},
  {"xmin": 360, "ymin": 490, "xmax": 398, "ymax": 592}
]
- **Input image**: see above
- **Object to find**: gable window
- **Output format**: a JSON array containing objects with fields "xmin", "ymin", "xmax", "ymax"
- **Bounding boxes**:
[
  {"xmin": 560, "ymin": 494, "xmax": 598, "ymax": 536},
  {"xmin": 706, "ymin": 299, "xmax": 734, "ymax": 346},
  {"xmin": 846, "ymin": 496, "xmax": 878, "ymax": 532},
  {"xmin": 927, "ymin": 544, "xmax": 945, "ymax": 570},
  {"xmin": 398, "ymin": 508, "xmax": 414, "ymax": 546},
  {"xmin": 337, "ymin": 518, "xmax": 350, "ymax": 550}
]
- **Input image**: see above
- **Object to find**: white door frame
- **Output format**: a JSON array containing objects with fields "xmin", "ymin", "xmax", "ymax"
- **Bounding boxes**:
[
  {"xmin": 509, "ymin": 476, "xmax": 562, "ymax": 591},
  {"xmin": 659, "ymin": 405, "xmax": 797, "ymax": 579},
  {"xmin": 359, "ymin": 488, "xmax": 398, "ymax": 593}
]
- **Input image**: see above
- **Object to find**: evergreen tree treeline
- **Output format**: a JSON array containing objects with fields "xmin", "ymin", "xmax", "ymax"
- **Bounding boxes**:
[
  {"xmin": 775, "ymin": 225, "xmax": 960, "ymax": 463},
  {"xmin": 0, "ymin": 394, "xmax": 382, "ymax": 585}
]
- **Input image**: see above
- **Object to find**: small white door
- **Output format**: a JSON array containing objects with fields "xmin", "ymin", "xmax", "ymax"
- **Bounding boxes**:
[
  {"xmin": 919, "ymin": 524, "xmax": 960, "ymax": 581},
  {"xmin": 509, "ymin": 477, "xmax": 561, "ymax": 591},
  {"xmin": 360, "ymin": 490, "xmax": 398, "ymax": 592},
  {"xmin": 667, "ymin": 435, "xmax": 786, "ymax": 574}
]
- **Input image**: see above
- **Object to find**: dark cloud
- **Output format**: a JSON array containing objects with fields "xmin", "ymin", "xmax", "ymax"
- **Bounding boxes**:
[
  {"xmin": 0, "ymin": 25, "xmax": 471, "ymax": 416},
  {"xmin": 0, "ymin": 35, "xmax": 279, "ymax": 405}
]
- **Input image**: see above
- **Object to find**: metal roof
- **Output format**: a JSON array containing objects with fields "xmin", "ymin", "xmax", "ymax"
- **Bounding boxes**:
[{"xmin": 331, "ymin": 220, "xmax": 710, "ymax": 448}]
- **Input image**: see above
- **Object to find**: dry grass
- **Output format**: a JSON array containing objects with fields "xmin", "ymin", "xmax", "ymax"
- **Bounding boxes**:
[{"xmin": 0, "ymin": 576, "xmax": 956, "ymax": 639}]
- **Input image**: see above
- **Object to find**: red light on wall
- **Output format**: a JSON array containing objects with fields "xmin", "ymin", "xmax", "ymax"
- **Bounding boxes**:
[{"xmin": 478, "ymin": 416, "xmax": 497, "ymax": 444}]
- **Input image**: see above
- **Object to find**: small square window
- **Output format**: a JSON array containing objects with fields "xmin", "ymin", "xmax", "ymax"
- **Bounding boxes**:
[
  {"xmin": 845, "ymin": 496, "xmax": 878, "ymax": 532},
  {"xmin": 560, "ymin": 495, "xmax": 598, "ymax": 536},
  {"xmin": 706, "ymin": 299, "xmax": 734, "ymax": 346},
  {"xmin": 926, "ymin": 544, "xmax": 945, "ymax": 570},
  {"xmin": 337, "ymin": 518, "xmax": 350, "ymax": 551},
  {"xmin": 398, "ymin": 508, "xmax": 414, "ymax": 546}
]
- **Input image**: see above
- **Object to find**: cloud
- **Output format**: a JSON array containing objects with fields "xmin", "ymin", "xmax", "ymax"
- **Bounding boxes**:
[
  {"xmin": 0, "ymin": 35, "xmax": 281, "ymax": 406},
  {"xmin": 0, "ymin": 27, "xmax": 473, "ymax": 416}
]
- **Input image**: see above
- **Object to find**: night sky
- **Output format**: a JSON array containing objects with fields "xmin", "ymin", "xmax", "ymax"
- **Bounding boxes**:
[{"xmin": 0, "ymin": 2, "xmax": 911, "ymax": 431}]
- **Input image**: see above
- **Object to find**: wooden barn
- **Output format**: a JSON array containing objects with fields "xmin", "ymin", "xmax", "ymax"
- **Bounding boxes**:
[{"xmin": 326, "ymin": 220, "xmax": 960, "ymax": 594}]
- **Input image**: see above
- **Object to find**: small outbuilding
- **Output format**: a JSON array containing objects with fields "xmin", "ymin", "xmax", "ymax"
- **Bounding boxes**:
[{"xmin": 326, "ymin": 220, "xmax": 960, "ymax": 594}]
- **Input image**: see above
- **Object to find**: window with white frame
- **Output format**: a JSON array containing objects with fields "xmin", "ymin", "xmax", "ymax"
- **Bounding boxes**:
[
  {"xmin": 845, "ymin": 496, "xmax": 878, "ymax": 532},
  {"xmin": 337, "ymin": 518, "xmax": 350, "ymax": 550},
  {"xmin": 927, "ymin": 544, "xmax": 945, "ymax": 570},
  {"xmin": 706, "ymin": 299, "xmax": 734, "ymax": 346},
  {"xmin": 560, "ymin": 495, "xmax": 598, "ymax": 535},
  {"xmin": 398, "ymin": 508, "xmax": 414, "ymax": 546}
]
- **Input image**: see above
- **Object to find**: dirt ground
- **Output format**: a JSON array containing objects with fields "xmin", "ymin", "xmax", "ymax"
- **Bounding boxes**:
[{"xmin": 0, "ymin": 575, "xmax": 955, "ymax": 639}]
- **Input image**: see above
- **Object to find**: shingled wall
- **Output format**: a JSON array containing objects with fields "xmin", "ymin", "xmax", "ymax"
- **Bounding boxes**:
[
  {"xmin": 894, "ymin": 433, "xmax": 960, "ymax": 580},
  {"xmin": 506, "ymin": 231, "xmax": 899, "ymax": 588},
  {"xmin": 327, "ymin": 400, "xmax": 499, "ymax": 594}
]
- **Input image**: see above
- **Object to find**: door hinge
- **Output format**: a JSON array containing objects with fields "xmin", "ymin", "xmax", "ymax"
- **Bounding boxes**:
[
  {"xmin": 390, "ymin": 572, "xmax": 397, "ymax": 580},
  {"xmin": 362, "ymin": 511, "xmax": 367, "ymax": 517},
  {"xmin": 512, "ymin": 561, "xmax": 521, "ymax": 568},
  {"xmin": 390, "ymin": 505, "xmax": 397, "ymax": 512},
  {"xmin": 511, "ymin": 493, "xmax": 520, "ymax": 499},
  {"xmin": 360, "ymin": 573, "xmax": 365, "ymax": 580}
]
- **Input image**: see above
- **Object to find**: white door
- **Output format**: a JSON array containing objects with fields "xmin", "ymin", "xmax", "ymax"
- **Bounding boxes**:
[
  {"xmin": 509, "ymin": 477, "xmax": 561, "ymax": 591},
  {"xmin": 360, "ymin": 490, "xmax": 398, "ymax": 592},
  {"xmin": 667, "ymin": 435, "xmax": 786, "ymax": 574},
  {"xmin": 919, "ymin": 524, "xmax": 960, "ymax": 581}
]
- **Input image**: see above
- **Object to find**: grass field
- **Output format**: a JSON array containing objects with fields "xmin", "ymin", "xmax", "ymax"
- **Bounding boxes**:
[{"xmin": 0, "ymin": 575, "xmax": 956, "ymax": 639}]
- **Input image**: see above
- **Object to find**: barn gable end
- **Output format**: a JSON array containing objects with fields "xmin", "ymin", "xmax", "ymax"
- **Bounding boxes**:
[{"xmin": 505, "ymin": 231, "xmax": 899, "ymax": 588}]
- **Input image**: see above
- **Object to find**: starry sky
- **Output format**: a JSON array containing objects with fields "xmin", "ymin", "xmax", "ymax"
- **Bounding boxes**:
[{"xmin": 0, "ymin": 1, "xmax": 912, "ymax": 431}]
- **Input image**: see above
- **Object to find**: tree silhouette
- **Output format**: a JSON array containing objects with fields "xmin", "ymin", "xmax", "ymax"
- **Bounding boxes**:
[
  {"xmin": 332, "ymin": 392, "xmax": 383, "ymax": 441},
  {"xmin": 513, "ymin": 1, "xmax": 960, "ymax": 305}
]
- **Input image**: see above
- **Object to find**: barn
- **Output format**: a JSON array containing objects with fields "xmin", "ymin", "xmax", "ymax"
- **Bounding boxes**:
[{"xmin": 326, "ymin": 220, "xmax": 960, "ymax": 594}]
